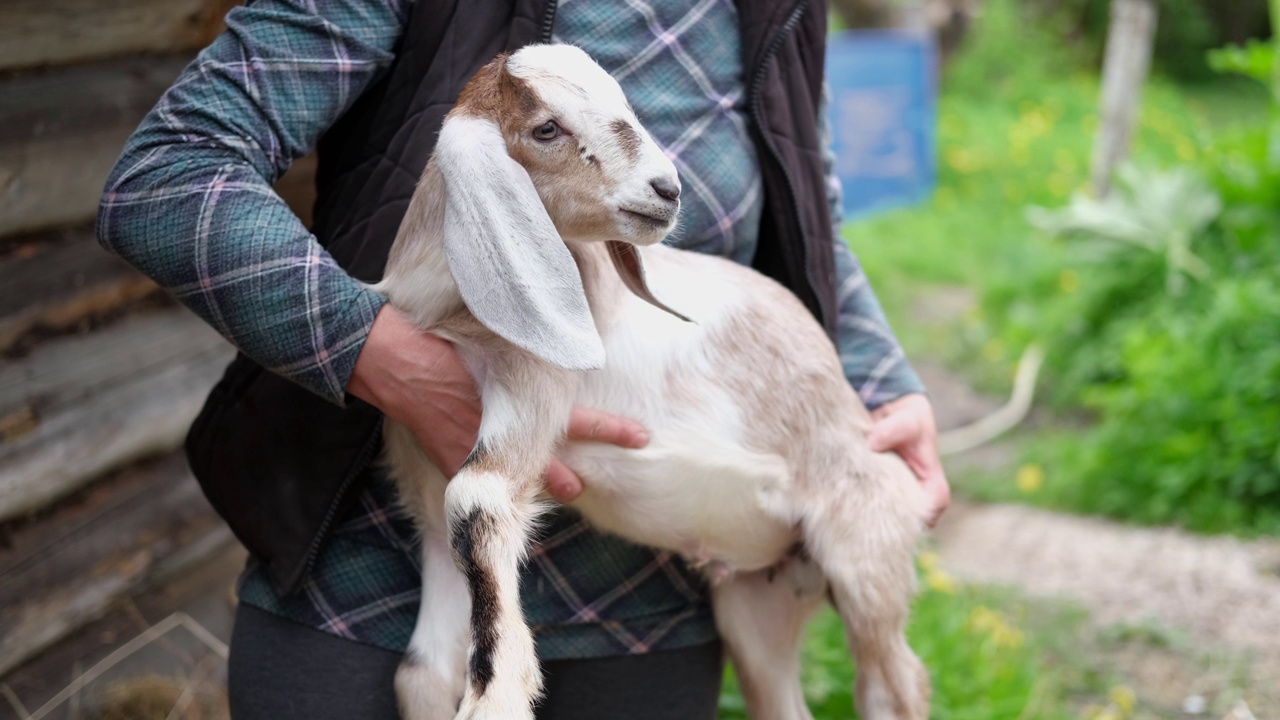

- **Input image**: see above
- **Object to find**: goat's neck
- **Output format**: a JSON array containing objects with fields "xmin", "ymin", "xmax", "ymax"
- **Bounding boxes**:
[{"xmin": 568, "ymin": 240, "xmax": 630, "ymax": 333}]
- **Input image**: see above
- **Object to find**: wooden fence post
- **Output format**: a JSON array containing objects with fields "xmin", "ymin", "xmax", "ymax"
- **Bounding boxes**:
[{"xmin": 1090, "ymin": 0, "xmax": 1158, "ymax": 197}]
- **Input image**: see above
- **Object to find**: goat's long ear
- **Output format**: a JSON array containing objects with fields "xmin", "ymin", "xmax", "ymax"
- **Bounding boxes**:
[
  {"xmin": 435, "ymin": 114, "xmax": 605, "ymax": 371},
  {"xmin": 606, "ymin": 242, "xmax": 691, "ymax": 322}
]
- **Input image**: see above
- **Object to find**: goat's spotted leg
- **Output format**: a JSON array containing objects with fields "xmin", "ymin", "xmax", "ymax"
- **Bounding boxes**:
[
  {"xmin": 445, "ymin": 357, "xmax": 576, "ymax": 720},
  {"xmin": 711, "ymin": 566, "xmax": 824, "ymax": 720}
]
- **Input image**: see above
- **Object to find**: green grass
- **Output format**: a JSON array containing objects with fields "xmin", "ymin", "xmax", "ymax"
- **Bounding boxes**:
[{"xmin": 717, "ymin": 558, "xmax": 1103, "ymax": 719}]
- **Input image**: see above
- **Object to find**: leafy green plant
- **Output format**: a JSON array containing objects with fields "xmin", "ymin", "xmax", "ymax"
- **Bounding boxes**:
[
  {"xmin": 1207, "ymin": 39, "xmax": 1274, "ymax": 87},
  {"xmin": 1028, "ymin": 165, "xmax": 1220, "ymax": 295},
  {"xmin": 991, "ymin": 149, "xmax": 1280, "ymax": 533}
]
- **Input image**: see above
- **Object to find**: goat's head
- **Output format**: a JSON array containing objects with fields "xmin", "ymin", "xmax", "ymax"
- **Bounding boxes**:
[
  {"xmin": 450, "ymin": 45, "xmax": 680, "ymax": 245},
  {"xmin": 425, "ymin": 45, "xmax": 687, "ymax": 371}
]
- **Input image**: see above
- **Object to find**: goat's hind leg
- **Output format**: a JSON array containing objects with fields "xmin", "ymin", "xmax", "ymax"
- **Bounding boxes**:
[
  {"xmin": 446, "ymin": 359, "xmax": 575, "ymax": 720},
  {"xmin": 712, "ymin": 563, "xmax": 824, "ymax": 720},
  {"xmin": 384, "ymin": 420, "xmax": 471, "ymax": 720},
  {"xmin": 804, "ymin": 457, "xmax": 930, "ymax": 720}
]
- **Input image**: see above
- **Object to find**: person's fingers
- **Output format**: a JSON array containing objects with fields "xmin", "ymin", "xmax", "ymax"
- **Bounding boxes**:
[
  {"xmin": 566, "ymin": 407, "xmax": 649, "ymax": 449},
  {"xmin": 919, "ymin": 465, "xmax": 951, "ymax": 528},
  {"xmin": 544, "ymin": 459, "xmax": 584, "ymax": 502},
  {"xmin": 867, "ymin": 409, "xmax": 919, "ymax": 453}
]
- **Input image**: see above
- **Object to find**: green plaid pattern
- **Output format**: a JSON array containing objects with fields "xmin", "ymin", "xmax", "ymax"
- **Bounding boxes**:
[{"xmin": 100, "ymin": 0, "xmax": 924, "ymax": 660}]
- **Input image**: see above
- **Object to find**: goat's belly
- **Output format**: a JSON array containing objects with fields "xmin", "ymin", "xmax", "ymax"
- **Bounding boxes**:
[{"xmin": 560, "ymin": 441, "xmax": 798, "ymax": 574}]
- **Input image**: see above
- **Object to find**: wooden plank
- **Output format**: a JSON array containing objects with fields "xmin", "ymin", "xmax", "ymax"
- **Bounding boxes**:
[
  {"xmin": 0, "ymin": 0, "xmax": 239, "ymax": 71},
  {"xmin": 0, "ymin": 454, "xmax": 235, "ymax": 677},
  {"xmin": 0, "ymin": 229, "xmax": 157, "ymax": 353},
  {"xmin": 1090, "ymin": 0, "xmax": 1158, "ymax": 197},
  {"xmin": 0, "ymin": 57, "xmax": 189, "ymax": 237},
  {"xmin": 0, "ymin": 309, "xmax": 235, "ymax": 521},
  {"xmin": 0, "ymin": 57, "xmax": 191, "ymax": 146},
  {"xmin": 0, "ymin": 56, "xmax": 318, "ymax": 235},
  {"xmin": 0, "ymin": 540, "xmax": 242, "ymax": 712}
]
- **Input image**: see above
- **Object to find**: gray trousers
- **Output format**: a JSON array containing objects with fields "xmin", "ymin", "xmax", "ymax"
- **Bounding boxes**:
[{"xmin": 228, "ymin": 603, "xmax": 723, "ymax": 719}]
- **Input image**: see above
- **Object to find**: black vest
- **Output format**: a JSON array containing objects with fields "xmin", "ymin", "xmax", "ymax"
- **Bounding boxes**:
[{"xmin": 187, "ymin": 0, "xmax": 835, "ymax": 594}]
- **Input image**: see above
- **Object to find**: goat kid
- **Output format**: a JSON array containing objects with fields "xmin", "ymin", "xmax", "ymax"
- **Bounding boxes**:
[{"xmin": 373, "ymin": 44, "xmax": 930, "ymax": 720}]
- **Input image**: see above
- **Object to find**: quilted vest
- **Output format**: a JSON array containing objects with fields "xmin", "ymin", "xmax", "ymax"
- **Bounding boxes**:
[{"xmin": 187, "ymin": 0, "xmax": 835, "ymax": 594}]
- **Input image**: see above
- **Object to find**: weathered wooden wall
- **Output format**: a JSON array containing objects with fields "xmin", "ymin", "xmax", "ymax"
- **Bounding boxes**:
[{"xmin": 0, "ymin": 0, "xmax": 317, "ymax": 676}]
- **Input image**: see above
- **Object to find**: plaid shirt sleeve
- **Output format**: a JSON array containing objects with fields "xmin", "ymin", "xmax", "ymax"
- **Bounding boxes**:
[
  {"xmin": 819, "ymin": 86, "xmax": 926, "ymax": 409},
  {"xmin": 96, "ymin": 0, "xmax": 412, "ymax": 404}
]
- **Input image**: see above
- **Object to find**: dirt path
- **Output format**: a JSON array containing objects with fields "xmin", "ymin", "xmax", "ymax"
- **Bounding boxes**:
[
  {"xmin": 916, "ymin": 348, "xmax": 1280, "ymax": 714},
  {"xmin": 933, "ymin": 501, "xmax": 1280, "ymax": 657}
]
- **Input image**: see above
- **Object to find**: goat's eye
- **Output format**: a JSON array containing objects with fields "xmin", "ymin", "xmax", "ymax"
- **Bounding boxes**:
[{"xmin": 532, "ymin": 120, "xmax": 561, "ymax": 142}]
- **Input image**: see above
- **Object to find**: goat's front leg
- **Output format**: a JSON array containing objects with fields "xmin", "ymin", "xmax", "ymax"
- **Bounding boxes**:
[
  {"xmin": 712, "ymin": 564, "xmax": 825, "ymax": 720},
  {"xmin": 446, "ymin": 356, "xmax": 575, "ymax": 720}
]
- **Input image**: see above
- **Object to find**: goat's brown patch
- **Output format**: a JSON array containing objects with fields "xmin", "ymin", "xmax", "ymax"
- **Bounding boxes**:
[
  {"xmin": 454, "ymin": 54, "xmax": 543, "ymax": 136},
  {"xmin": 610, "ymin": 119, "xmax": 642, "ymax": 160}
]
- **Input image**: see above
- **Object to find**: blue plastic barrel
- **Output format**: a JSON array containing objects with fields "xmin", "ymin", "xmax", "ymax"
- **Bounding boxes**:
[{"xmin": 827, "ymin": 30, "xmax": 937, "ymax": 220}]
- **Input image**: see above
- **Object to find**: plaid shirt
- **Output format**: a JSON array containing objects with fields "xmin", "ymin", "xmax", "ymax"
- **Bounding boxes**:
[{"xmin": 99, "ymin": 0, "xmax": 924, "ymax": 659}]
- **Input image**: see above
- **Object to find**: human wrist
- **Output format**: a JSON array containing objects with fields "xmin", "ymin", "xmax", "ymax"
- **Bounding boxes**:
[{"xmin": 347, "ymin": 304, "xmax": 453, "ymax": 413}]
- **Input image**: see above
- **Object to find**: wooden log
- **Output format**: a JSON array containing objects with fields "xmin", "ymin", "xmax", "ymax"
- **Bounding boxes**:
[
  {"xmin": 0, "ymin": 229, "xmax": 157, "ymax": 353},
  {"xmin": 1090, "ymin": 0, "xmax": 1158, "ymax": 197},
  {"xmin": 0, "ymin": 309, "xmax": 235, "ymax": 521},
  {"xmin": 0, "ymin": 56, "xmax": 318, "ymax": 235},
  {"xmin": 0, "ymin": 0, "xmax": 239, "ymax": 71},
  {"xmin": 0, "ymin": 454, "xmax": 235, "ymax": 677},
  {"xmin": 0, "ymin": 57, "xmax": 189, "ymax": 237}
]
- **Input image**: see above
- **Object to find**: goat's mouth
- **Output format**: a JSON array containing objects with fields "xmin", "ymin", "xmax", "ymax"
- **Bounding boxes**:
[{"xmin": 619, "ymin": 208, "xmax": 674, "ymax": 229}]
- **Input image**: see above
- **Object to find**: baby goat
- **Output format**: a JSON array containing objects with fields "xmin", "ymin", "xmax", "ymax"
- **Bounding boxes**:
[{"xmin": 373, "ymin": 44, "xmax": 930, "ymax": 720}]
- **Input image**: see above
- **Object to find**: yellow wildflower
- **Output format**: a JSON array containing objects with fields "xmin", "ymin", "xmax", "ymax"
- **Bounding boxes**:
[
  {"xmin": 925, "ymin": 568, "xmax": 959, "ymax": 594},
  {"xmin": 1016, "ymin": 464, "xmax": 1044, "ymax": 494},
  {"xmin": 965, "ymin": 606, "xmax": 1024, "ymax": 648},
  {"xmin": 1108, "ymin": 685, "xmax": 1136, "ymax": 716},
  {"xmin": 917, "ymin": 550, "xmax": 940, "ymax": 571},
  {"xmin": 1059, "ymin": 268, "xmax": 1080, "ymax": 294},
  {"xmin": 946, "ymin": 148, "xmax": 984, "ymax": 174}
]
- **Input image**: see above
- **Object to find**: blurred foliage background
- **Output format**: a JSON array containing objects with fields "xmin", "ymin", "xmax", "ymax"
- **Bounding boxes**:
[
  {"xmin": 850, "ymin": 0, "xmax": 1280, "ymax": 537},
  {"xmin": 725, "ymin": 0, "xmax": 1280, "ymax": 717}
]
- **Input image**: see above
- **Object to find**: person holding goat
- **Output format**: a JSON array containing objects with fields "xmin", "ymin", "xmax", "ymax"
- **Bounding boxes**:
[{"xmin": 98, "ymin": 0, "xmax": 950, "ymax": 718}]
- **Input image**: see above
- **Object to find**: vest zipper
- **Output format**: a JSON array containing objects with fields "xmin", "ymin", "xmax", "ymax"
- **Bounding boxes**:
[
  {"xmin": 749, "ymin": 2, "xmax": 829, "ymax": 330},
  {"xmin": 295, "ymin": 419, "xmax": 384, "ymax": 588},
  {"xmin": 539, "ymin": 0, "xmax": 558, "ymax": 43}
]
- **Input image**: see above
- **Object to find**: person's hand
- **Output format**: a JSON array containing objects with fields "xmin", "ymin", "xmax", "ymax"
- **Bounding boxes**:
[
  {"xmin": 347, "ymin": 306, "xmax": 647, "ymax": 501},
  {"xmin": 867, "ymin": 393, "xmax": 950, "ymax": 527}
]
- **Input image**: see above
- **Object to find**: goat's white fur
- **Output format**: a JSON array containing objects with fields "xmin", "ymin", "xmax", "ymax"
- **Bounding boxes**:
[{"xmin": 374, "ymin": 44, "xmax": 930, "ymax": 720}]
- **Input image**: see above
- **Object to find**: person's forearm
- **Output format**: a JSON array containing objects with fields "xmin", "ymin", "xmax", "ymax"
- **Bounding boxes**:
[
  {"xmin": 831, "ymin": 240, "xmax": 926, "ymax": 409},
  {"xmin": 97, "ymin": 0, "xmax": 409, "ymax": 404},
  {"xmin": 818, "ymin": 83, "xmax": 925, "ymax": 409}
]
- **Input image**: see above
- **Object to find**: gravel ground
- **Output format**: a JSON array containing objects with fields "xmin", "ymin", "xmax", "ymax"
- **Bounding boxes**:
[{"xmin": 917, "ymin": 346, "xmax": 1280, "ymax": 716}]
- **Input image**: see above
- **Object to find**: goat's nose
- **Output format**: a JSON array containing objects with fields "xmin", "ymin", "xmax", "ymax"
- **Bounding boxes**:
[{"xmin": 650, "ymin": 177, "xmax": 681, "ymax": 202}]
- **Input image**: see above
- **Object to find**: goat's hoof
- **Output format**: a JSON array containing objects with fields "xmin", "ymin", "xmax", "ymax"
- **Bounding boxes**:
[{"xmin": 395, "ymin": 655, "xmax": 464, "ymax": 720}]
